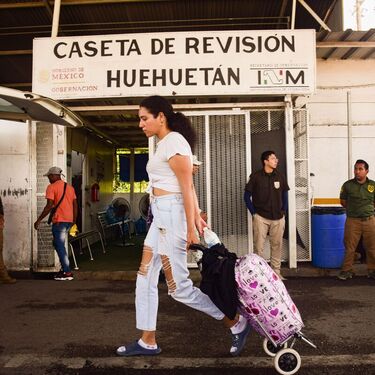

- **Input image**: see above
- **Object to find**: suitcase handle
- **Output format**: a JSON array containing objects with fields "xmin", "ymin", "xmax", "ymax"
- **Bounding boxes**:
[{"xmin": 188, "ymin": 243, "xmax": 207, "ymax": 252}]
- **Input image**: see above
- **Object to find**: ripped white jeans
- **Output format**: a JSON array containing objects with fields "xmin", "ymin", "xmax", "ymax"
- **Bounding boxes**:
[{"xmin": 135, "ymin": 193, "xmax": 225, "ymax": 331}]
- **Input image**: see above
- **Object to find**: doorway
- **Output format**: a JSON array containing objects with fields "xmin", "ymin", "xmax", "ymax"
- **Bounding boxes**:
[
  {"xmin": 71, "ymin": 150, "xmax": 85, "ymax": 232},
  {"xmin": 249, "ymin": 109, "xmax": 288, "ymax": 261}
]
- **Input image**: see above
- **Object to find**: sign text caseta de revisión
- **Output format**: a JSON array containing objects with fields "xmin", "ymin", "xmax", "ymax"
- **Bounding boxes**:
[{"xmin": 53, "ymin": 34, "xmax": 296, "ymax": 88}]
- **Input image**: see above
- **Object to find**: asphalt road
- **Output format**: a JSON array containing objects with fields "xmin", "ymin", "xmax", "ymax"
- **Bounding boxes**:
[{"xmin": 0, "ymin": 277, "xmax": 374, "ymax": 375}]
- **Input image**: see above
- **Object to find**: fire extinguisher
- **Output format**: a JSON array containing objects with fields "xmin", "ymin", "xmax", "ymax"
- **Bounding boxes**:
[{"xmin": 91, "ymin": 183, "xmax": 100, "ymax": 202}]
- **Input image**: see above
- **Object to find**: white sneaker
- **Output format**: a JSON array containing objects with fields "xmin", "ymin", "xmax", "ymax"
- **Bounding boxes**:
[{"xmin": 54, "ymin": 272, "xmax": 74, "ymax": 281}]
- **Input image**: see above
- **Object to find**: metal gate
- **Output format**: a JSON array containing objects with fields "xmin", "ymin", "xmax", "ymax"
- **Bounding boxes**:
[
  {"xmin": 248, "ymin": 109, "xmax": 288, "ymax": 261},
  {"xmin": 293, "ymin": 109, "xmax": 311, "ymax": 261},
  {"xmin": 150, "ymin": 107, "xmax": 311, "ymax": 266},
  {"xmin": 189, "ymin": 112, "xmax": 250, "ymax": 259},
  {"xmin": 247, "ymin": 108, "xmax": 311, "ymax": 262}
]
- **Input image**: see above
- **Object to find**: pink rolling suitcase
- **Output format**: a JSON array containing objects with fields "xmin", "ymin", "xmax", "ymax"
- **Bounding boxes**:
[
  {"xmin": 235, "ymin": 253, "xmax": 303, "ymax": 347},
  {"xmin": 191, "ymin": 232, "xmax": 317, "ymax": 375},
  {"xmin": 234, "ymin": 253, "xmax": 316, "ymax": 374}
]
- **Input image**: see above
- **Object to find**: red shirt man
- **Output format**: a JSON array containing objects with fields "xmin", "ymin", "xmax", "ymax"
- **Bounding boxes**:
[{"xmin": 34, "ymin": 167, "xmax": 78, "ymax": 281}]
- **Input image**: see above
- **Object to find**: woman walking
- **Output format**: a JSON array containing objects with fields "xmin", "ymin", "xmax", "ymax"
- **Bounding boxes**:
[{"xmin": 116, "ymin": 96, "xmax": 250, "ymax": 357}]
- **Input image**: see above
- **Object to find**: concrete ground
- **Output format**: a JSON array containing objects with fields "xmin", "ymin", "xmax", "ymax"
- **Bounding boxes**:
[
  {"xmin": 0, "ymin": 266, "xmax": 374, "ymax": 375},
  {"xmin": 70, "ymin": 261, "xmax": 370, "ymax": 281}
]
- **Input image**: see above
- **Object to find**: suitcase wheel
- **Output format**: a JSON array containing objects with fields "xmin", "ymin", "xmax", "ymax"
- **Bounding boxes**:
[
  {"xmin": 273, "ymin": 348, "xmax": 301, "ymax": 375},
  {"xmin": 262, "ymin": 338, "xmax": 287, "ymax": 357}
]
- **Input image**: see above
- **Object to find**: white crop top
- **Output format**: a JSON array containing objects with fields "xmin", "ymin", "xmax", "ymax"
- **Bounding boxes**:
[{"xmin": 147, "ymin": 132, "xmax": 192, "ymax": 193}]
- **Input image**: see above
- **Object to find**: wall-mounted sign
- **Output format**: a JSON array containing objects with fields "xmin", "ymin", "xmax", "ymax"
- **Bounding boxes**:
[{"xmin": 33, "ymin": 30, "xmax": 316, "ymax": 100}]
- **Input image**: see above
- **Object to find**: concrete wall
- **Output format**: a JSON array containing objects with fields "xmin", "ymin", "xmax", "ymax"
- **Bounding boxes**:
[
  {"xmin": 307, "ymin": 59, "xmax": 375, "ymax": 201},
  {"xmin": 0, "ymin": 122, "xmax": 115, "ymax": 271},
  {"xmin": 0, "ymin": 120, "xmax": 31, "ymax": 270}
]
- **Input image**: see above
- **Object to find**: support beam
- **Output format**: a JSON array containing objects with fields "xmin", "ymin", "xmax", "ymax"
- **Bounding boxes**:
[
  {"xmin": 51, "ymin": 0, "xmax": 61, "ymax": 37},
  {"xmin": 112, "ymin": 137, "xmax": 146, "ymax": 143},
  {"xmin": 92, "ymin": 121, "xmax": 139, "ymax": 127},
  {"xmin": 297, "ymin": 0, "xmax": 331, "ymax": 31},
  {"xmin": 0, "ymin": 112, "xmax": 29, "ymax": 122},
  {"xmin": 284, "ymin": 95, "xmax": 297, "ymax": 269},
  {"xmin": 0, "ymin": 83, "xmax": 32, "ymax": 89},
  {"xmin": 70, "ymin": 102, "xmax": 286, "ymax": 114},
  {"xmin": 0, "ymin": 50, "xmax": 32, "ymax": 56},
  {"xmin": 106, "ymin": 129, "xmax": 143, "ymax": 135},
  {"xmin": 83, "ymin": 123, "xmax": 121, "ymax": 146},
  {"xmin": 0, "ymin": 0, "xmax": 171, "ymax": 9},
  {"xmin": 107, "ymin": 136, "xmax": 144, "ymax": 140},
  {"xmin": 77, "ymin": 117, "xmax": 121, "ymax": 146},
  {"xmin": 317, "ymin": 41, "xmax": 375, "ymax": 48},
  {"xmin": 0, "ymin": 2, "xmax": 44, "ymax": 8},
  {"xmin": 322, "ymin": 0, "xmax": 340, "ymax": 24},
  {"xmin": 291, "ymin": 0, "xmax": 297, "ymax": 29},
  {"xmin": 62, "ymin": 0, "xmax": 172, "ymax": 4}
]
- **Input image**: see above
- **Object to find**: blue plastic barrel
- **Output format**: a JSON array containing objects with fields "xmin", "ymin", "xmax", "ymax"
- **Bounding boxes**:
[{"xmin": 311, "ymin": 206, "xmax": 346, "ymax": 268}]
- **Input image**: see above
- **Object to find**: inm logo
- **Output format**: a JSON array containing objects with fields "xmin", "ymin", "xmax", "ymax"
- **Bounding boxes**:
[{"xmin": 257, "ymin": 69, "xmax": 305, "ymax": 85}]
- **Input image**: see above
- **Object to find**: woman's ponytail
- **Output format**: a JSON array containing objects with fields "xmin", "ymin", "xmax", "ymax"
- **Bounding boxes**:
[
  {"xmin": 140, "ymin": 96, "xmax": 196, "ymax": 151},
  {"xmin": 167, "ymin": 111, "xmax": 196, "ymax": 151}
]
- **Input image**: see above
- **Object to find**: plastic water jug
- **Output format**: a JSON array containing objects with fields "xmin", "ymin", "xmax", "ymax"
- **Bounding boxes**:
[{"xmin": 203, "ymin": 227, "xmax": 221, "ymax": 248}]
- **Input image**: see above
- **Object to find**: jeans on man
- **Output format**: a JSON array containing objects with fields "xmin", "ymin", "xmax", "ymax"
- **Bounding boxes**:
[{"xmin": 52, "ymin": 222, "xmax": 72, "ymax": 273}]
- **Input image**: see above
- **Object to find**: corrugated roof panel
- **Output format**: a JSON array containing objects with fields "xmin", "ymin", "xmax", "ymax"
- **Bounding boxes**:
[
  {"xmin": 57, "ymin": 0, "xmax": 290, "ymax": 34},
  {"xmin": 0, "ymin": 0, "xmax": 340, "ymax": 35},
  {"xmin": 342, "ymin": 29, "xmax": 375, "ymax": 59},
  {"xmin": 0, "ymin": 55, "xmax": 31, "ymax": 85},
  {"xmin": 316, "ymin": 29, "xmax": 375, "ymax": 60},
  {"xmin": 2, "ymin": 0, "xmax": 374, "ymax": 99}
]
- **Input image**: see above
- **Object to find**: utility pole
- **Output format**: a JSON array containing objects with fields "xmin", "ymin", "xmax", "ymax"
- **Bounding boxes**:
[{"xmin": 355, "ymin": 0, "xmax": 364, "ymax": 30}]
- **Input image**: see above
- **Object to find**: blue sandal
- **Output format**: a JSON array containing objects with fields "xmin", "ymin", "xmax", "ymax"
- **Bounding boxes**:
[{"xmin": 116, "ymin": 341, "xmax": 162, "ymax": 357}]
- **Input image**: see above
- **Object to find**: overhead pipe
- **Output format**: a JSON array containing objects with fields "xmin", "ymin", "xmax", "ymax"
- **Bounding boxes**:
[{"xmin": 297, "ymin": 0, "xmax": 331, "ymax": 31}]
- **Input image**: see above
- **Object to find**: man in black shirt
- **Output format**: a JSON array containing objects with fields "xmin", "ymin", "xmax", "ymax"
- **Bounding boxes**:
[
  {"xmin": 0, "ymin": 196, "xmax": 16, "ymax": 284},
  {"xmin": 244, "ymin": 150, "xmax": 289, "ymax": 280}
]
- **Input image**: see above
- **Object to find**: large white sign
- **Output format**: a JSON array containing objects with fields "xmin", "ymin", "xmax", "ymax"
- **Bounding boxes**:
[{"xmin": 32, "ymin": 30, "xmax": 316, "ymax": 100}]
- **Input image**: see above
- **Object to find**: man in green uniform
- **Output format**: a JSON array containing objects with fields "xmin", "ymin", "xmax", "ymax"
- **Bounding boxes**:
[{"xmin": 338, "ymin": 159, "xmax": 375, "ymax": 280}]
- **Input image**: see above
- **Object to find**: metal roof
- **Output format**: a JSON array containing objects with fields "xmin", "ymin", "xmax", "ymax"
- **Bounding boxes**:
[
  {"xmin": 0, "ymin": 0, "xmax": 342, "ymax": 90},
  {"xmin": 316, "ymin": 29, "xmax": 375, "ymax": 60},
  {"xmin": 1, "ymin": 0, "xmax": 375, "ymax": 148}
]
